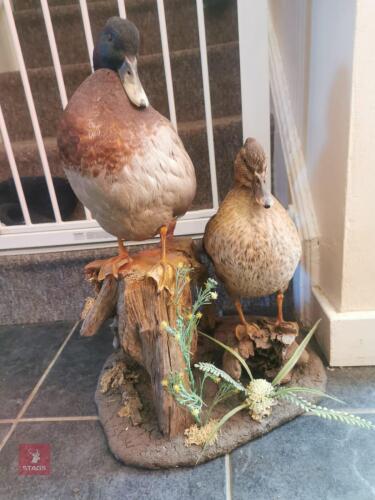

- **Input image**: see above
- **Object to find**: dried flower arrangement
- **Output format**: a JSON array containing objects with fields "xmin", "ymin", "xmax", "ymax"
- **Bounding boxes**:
[{"xmin": 162, "ymin": 267, "xmax": 375, "ymax": 453}]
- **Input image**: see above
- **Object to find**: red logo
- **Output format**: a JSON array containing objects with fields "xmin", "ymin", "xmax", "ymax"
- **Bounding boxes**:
[{"xmin": 19, "ymin": 444, "xmax": 51, "ymax": 476}]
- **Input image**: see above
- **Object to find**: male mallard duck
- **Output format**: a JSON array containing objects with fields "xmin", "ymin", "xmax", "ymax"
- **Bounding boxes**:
[
  {"xmin": 204, "ymin": 138, "xmax": 301, "ymax": 331},
  {"xmin": 57, "ymin": 17, "xmax": 196, "ymax": 280}
]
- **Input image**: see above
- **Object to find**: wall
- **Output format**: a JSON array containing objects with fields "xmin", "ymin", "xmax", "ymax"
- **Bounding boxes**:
[
  {"xmin": 271, "ymin": 0, "xmax": 358, "ymax": 313},
  {"xmin": 306, "ymin": 0, "xmax": 375, "ymax": 315},
  {"xmin": 341, "ymin": 0, "xmax": 375, "ymax": 311},
  {"xmin": 269, "ymin": 0, "xmax": 311, "ymax": 152},
  {"xmin": 306, "ymin": 0, "xmax": 356, "ymax": 312},
  {"xmin": 269, "ymin": 0, "xmax": 311, "ymax": 207},
  {"xmin": 270, "ymin": 0, "xmax": 353, "ymax": 313},
  {"xmin": 271, "ymin": 0, "xmax": 375, "ymax": 364}
]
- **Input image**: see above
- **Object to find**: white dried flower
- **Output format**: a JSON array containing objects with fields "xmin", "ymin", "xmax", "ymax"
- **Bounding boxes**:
[{"xmin": 246, "ymin": 379, "xmax": 276, "ymax": 422}]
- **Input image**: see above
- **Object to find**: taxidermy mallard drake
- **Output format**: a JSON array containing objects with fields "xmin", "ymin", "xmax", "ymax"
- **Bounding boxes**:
[
  {"xmin": 204, "ymin": 138, "xmax": 302, "ymax": 331},
  {"xmin": 57, "ymin": 17, "xmax": 196, "ymax": 281}
]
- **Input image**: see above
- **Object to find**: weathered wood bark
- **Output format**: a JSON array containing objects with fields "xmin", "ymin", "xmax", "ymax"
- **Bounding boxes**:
[
  {"xmin": 116, "ymin": 243, "xmax": 202, "ymax": 437},
  {"xmin": 80, "ymin": 238, "xmax": 205, "ymax": 437},
  {"xmin": 117, "ymin": 279, "xmax": 191, "ymax": 436},
  {"xmin": 80, "ymin": 276, "xmax": 118, "ymax": 337}
]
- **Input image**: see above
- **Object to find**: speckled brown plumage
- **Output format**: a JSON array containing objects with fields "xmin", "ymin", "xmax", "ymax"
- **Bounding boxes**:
[{"xmin": 204, "ymin": 139, "xmax": 301, "ymax": 301}]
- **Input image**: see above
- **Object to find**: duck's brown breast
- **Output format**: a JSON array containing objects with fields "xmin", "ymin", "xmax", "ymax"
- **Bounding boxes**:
[{"xmin": 57, "ymin": 69, "xmax": 166, "ymax": 180}]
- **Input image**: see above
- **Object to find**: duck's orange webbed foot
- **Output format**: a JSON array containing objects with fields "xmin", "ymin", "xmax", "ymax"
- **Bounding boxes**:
[
  {"xmin": 85, "ymin": 239, "xmax": 132, "ymax": 282},
  {"xmin": 234, "ymin": 299, "xmax": 262, "ymax": 339},
  {"xmin": 147, "ymin": 223, "xmax": 178, "ymax": 295},
  {"xmin": 275, "ymin": 291, "xmax": 285, "ymax": 327},
  {"xmin": 274, "ymin": 291, "xmax": 299, "ymax": 334}
]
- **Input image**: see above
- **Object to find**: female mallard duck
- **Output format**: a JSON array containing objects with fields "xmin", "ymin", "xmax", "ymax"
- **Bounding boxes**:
[
  {"xmin": 203, "ymin": 138, "xmax": 301, "ymax": 330},
  {"xmin": 57, "ymin": 17, "xmax": 196, "ymax": 280}
]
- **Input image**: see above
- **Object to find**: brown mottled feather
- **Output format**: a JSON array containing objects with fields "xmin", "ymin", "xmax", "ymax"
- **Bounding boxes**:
[{"xmin": 204, "ymin": 141, "xmax": 301, "ymax": 300}]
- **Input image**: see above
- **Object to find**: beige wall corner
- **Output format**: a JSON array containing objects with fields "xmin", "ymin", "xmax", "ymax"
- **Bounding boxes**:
[
  {"xmin": 313, "ymin": 286, "xmax": 375, "ymax": 366},
  {"xmin": 306, "ymin": 0, "xmax": 356, "ymax": 312},
  {"xmin": 341, "ymin": 0, "xmax": 375, "ymax": 312},
  {"xmin": 312, "ymin": 0, "xmax": 375, "ymax": 365},
  {"xmin": 271, "ymin": 0, "xmax": 375, "ymax": 364},
  {"xmin": 309, "ymin": 0, "xmax": 375, "ymax": 364},
  {"xmin": 269, "ymin": 0, "xmax": 311, "ymax": 152}
]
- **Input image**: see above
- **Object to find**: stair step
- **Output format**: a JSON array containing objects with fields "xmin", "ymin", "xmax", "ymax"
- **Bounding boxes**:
[
  {"xmin": 0, "ymin": 42, "xmax": 241, "ymax": 142},
  {"xmin": 14, "ymin": 0, "xmax": 238, "ymax": 68},
  {"xmin": 13, "ymin": 0, "xmax": 93, "ymax": 10},
  {"xmin": 0, "ymin": 115, "xmax": 242, "ymax": 219},
  {"xmin": 13, "ymin": 0, "xmax": 236, "ymax": 10}
]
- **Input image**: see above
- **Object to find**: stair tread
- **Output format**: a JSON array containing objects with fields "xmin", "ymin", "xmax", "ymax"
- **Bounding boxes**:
[
  {"xmin": 14, "ymin": 0, "xmax": 189, "ymax": 17},
  {"xmin": 0, "ymin": 40, "xmax": 241, "ymax": 141},
  {"xmin": 14, "ymin": 0, "xmax": 238, "ymax": 68},
  {"xmin": 14, "ymin": 0, "xmax": 173, "ymax": 15},
  {"xmin": 0, "ymin": 114, "xmax": 242, "ymax": 152},
  {"xmin": 0, "ymin": 136, "xmax": 57, "ymax": 151},
  {"xmin": 0, "ymin": 40, "xmax": 238, "ymax": 79},
  {"xmin": 178, "ymin": 113, "xmax": 242, "ymax": 132}
]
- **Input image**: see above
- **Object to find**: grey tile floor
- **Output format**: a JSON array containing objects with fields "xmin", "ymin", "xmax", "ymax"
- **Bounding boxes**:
[{"xmin": 0, "ymin": 321, "xmax": 374, "ymax": 500}]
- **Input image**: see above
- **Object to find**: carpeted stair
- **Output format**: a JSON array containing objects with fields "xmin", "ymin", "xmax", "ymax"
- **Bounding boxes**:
[{"xmin": 0, "ymin": 0, "xmax": 242, "ymax": 213}]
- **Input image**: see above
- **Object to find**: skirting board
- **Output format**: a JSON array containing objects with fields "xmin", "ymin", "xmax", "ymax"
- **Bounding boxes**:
[{"xmin": 313, "ymin": 286, "xmax": 375, "ymax": 366}]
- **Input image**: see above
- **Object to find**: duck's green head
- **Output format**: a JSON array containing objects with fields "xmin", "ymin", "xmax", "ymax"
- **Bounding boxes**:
[
  {"xmin": 234, "ymin": 138, "xmax": 273, "ymax": 209},
  {"xmin": 93, "ymin": 17, "xmax": 149, "ymax": 108}
]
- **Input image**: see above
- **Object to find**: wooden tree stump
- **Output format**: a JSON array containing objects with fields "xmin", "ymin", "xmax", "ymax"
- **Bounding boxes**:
[
  {"xmin": 80, "ymin": 277, "xmax": 118, "ymax": 337},
  {"xmin": 81, "ymin": 238, "xmax": 204, "ymax": 438},
  {"xmin": 117, "ymin": 269, "xmax": 195, "ymax": 437}
]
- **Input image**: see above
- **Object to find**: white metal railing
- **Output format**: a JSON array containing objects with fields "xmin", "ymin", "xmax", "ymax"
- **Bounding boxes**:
[
  {"xmin": 40, "ymin": 0, "xmax": 68, "ymax": 109},
  {"xmin": 237, "ymin": 0, "xmax": 270, "ymax": 173},
  {"xmin": 0, "ymin": 106, "xmax": 32, "ymax": 225},
  {"xmin": 196, "ymin": 0, "xmax": 219, "ymax": 210},
  {"xmin": 156, "ymin": 0, "xmax": 177, "ymax": 129},
  {"xmin": 117, "ymin": 0, "xmax": 126, "ymax": 19},
  {"xmin": 42, "ymin": 0, "xmax": 93, "ymax": 220},
  {"xmin": 3, "ymin": 0, "xmax": 62, "ymax": 223},
  {"xmin": 0, "ymin": 0, "xmax": 268, "ymax": 253},
  {"xmin": 78, "ymin": 0, "xmax": 94, "ymax": 70}
]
